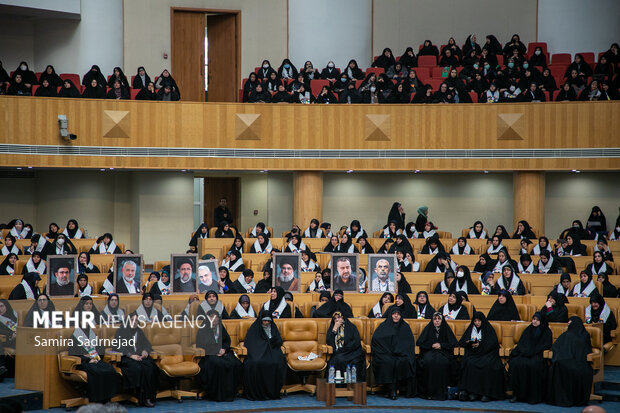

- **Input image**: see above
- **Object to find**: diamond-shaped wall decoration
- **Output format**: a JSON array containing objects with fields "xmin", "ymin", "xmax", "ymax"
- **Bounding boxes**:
[
  {"xmin": 102, "ymin": 110, "xmax": 131, "ymax": 138},
  {"xmin": 365, "ymin": 114, "xmax": 391, "ymax": 141},
  {"xmin": 497, "ymin": 113, "xmax": 525, "ymax": 140},
  {"xmin": 235, "ymin": 113, "xmax": 261, "ymax": 140}
]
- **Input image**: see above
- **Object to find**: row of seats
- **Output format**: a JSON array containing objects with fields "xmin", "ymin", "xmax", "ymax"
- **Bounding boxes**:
[{"xmin": 1, "ymin": 238, "xmax": 126, "ymax": 255}]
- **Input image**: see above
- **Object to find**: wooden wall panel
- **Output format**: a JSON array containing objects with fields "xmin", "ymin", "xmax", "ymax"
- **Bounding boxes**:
[
  {"xmin": 1, "ymin": 97, "xmax": 619, "ymax": 171},
  {"xmin": 172, "ymin": 10, "xmax": 206, "ymax": 102}
]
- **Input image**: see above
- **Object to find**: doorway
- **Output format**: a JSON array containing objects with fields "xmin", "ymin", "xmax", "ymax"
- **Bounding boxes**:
[
  {"xmin": 171, "ymin": 8, "xmax": 240, "ymax": 102},
  {"xmin": 203, "ymin": 177, "xmax": 240, "ymax": 229}
]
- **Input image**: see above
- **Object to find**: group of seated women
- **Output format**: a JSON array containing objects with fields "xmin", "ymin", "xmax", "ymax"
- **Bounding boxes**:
[
  {"xmin": 7, "ymin": 290, "xmax": 598, "ymax": 407},
  {"xmin": 0, "ymin": 62, "xmax": 180, "ymax": 101}
]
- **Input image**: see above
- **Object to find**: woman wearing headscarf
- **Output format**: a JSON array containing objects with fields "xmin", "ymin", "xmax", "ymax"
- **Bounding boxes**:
[
  {"xmin": 512, "ymin": 220, "xmax": 536, "ymax": 239},
  {"xmin": 23, "ymin": 251, "xmax": 45, "ymax": 275},
  {"xmin": 155, "ymin": 69, "xmax": 180, "ymax": 95},
  {"xmin": 213, "ymin": 221, "xmax": 234, "ymax": 239},
  {"xmin": 438, "ymin": 49, "xmax": 459, "ymax": 68},
  {"xmin": 487, "ymin": 289, "xmax": 520, "ymax": 321},
  {"xmin": 494, "ymin": 225, "xmax": 511, "ymax": 240},
  {"xmin": 555, "ymin": 83, "xmax": 576, "ymax": 102},
  {"xmin": 1, "ymin": 235, "xmax": 20, "ymax": 255},
  {"xmin": 346, "ymin": 220, "xmax": 367, "ymax": 240},
  {"xmin": 389, "ymin": 234, "xmax": 414, "ymax": 255},
  {"xmin": 132, "ymin": 66, "xmax": 152, "ymax": 90},
  {"xmin": 384, "ymin": 293, "xmax": 416, "ymax": 319},
  {"xmin": 334, "ymin": 233, "xmax": 358, "ymax": 253},
  {"xmin": 81, "ymin": 65, "xmax": 106, "ymax": 88},
  {"xmin": 250, "ymin": 233, "xmax": 272, "ymax": 254},
  {"xmin": 68, "ymin": 305, "xmax": 119, "ymax": 403},
  {"xmin": 101, "ymin": 293, "xmax": 124, "ymax": 322},
  {"xmin": 300, "ymin": 250, "xmax": 319, "ymax": 273},
  {"xmin": 284, "ymin": 234, "xmax": 306, "ymax": 253},
  {"xmin": 371, "ymin": 307, "xmax": 416, "ymax": 399},
  {"xmin": 397, "ymin": 47, "xmax": 417, "ymax": 69},
  {"xmin": 507, "ymin": 312, "xmax": 552, "ymax": 404},
  {"xmin": 58, "ymin": 79, "xmax": 81, "ymax": 98},
  {"xmin": 230, "ymin": 294, "xmax": 256, "ymax": 319},
  {"xmin": 442, "ymin": 291, "xmax": 469, "ymax": 320},
  {"xmin": 77, "ymin": 252, "xmax": 99, "ymax": 275},
  {"xmin": 326, "ymin": 311, "xmax": 365, "ymax": 381},
  {"xmin": 255, "ymin": 269, "xmax": 273, "ymax": 293},
  {"xmin": 342, "ymin": 59, "xmax": 363, "ymax": 80},
  {"xmin": 535, "ymin": 250, "xmax": 561, "ymax": 274},
  {"xmin": 256, "ymin": 59, "xmax": 276, "ymax": 80},
  {"xmin": 89, "ymin": 233, "xmax": 120, "ymax": 255},
  {"xmin": 413, "ymin": 291, "xmax": 434, "ymax": 319},
  {"xmin": 458, "ymin": 311, "xmax": 504, "ymax": 402},
  {"xmin": 416, "ymin": 312, "xmax": 457, "ymax": 400},
  {"xmin": 189, "ymin": 223, "xmax": 209, "ymax": 250},
  {"xmin": 193, "ymin": 309, "xmax": 242, "ymax": 402},
  {"xmin": 232, "ymin": 268, "xmax": 256, "ymax": 294},
  {"xmin": 402, "ymin": 70, "xmax": 425, "ymax": 95},
  {"xmin": 73, "ymin": 295, "xmax": 102, "ymax": 325},
  {"xmin": 276, "ymin": 58, "xmax": 298, "ymax": 80},
  {"xmin": 132, "ymin": 293, "xmax": 165, "ymax": 322},
  {"xmin": 107, "ymin": 66, "xmax": 129, "ymax": 89},
  {"xmin": 424, "ymin": 252, "xmax": 457, "ymax": 273},
  {"xmin": 9, "ymin": 272, "xmax": 40, "ymax": 302},
  {"xmin": 23, "ymin": 294, "xmax": 54, "ymax": 327},
  {"xmin": 75, "ymin": 274, "xmax": 93, "ymax": 297},
  {"xmin": 248, "ymin": 83, "xmax": 272, "ymax": 103},
  {"xmin": 35, "ymin": 78, "xmax": 58, "ymax": 97},
  {"xmin": 302, "ymin": 219, "xmax": 322, "ymax": 238},
  {"xmin": 381, "ymin": 221, "xmax": 401, "ymax": 239},
  {"xmin": 112, "ymin": 314, "xmax": 158, "ymax": 407},
  {"xmin": 243, "ymin": 311, "xmax": 287, "ymax": 400},
  {"xmin": 7, "ymin": 73, "xmax": 31, "ymax": 95},
  {"xmin": 0, "ymin": 253, "xmax": 18, "ymax": 276},
  {"xmin": 134, "ymin": 80, "xmax": 155, "ymax": 100},
  {"xmin": 571, "ymin": 271, "xmax": 597, "ymax": 298},
  {"xmin": 597, "ymin": 273, "xmax": 618, "ymax": 298},
  {"xmin": 585, "ymin": 251, "xmax": 613, "ymax": 278},
  {"xmin": 37, "ymin": 65, "xmax": 62, "ymax": 88},
  {"xmin": 532, "ymin": 236, "xmax": 552, "ymax": 255},
  {"xmin": 82, "ymin": 78, "xmax": 106, "ymax": 99},
  {"xmin": 517, "ymin": 253, "xmax": 535, "ymax": 274},
  {"xmin": 149, "ymin": 268, "xmax": 171, "ymax": 295},
  {"xmin": 0, "ymin": 299, "xmax": 18, "ymax": 357},
  {"xmin": 433, "ymin": 271, "xmax": 455, "ymax": 295},
  {"xmin": 540, "ymin": 291, "xmax": 569, "ymax": 323},
  {"xmin": 547, "ymin": 317, "xmax": 593, "ymax": 407},
  {"xmin": 473, "ymin": 253, "xmax": 492, "ymax": 273},
  {"xmin": 319, "ymin": 61, "xmax": 339, "ymax": 80},
  {"xmin": 107, "ymin": 79, "xmax": 130, "ymax": 100},
  {"xmin": 418, "ymin": 40, "xmax": 438, "ymax": 57},
  {"xmin": 357, "ymin": 236, "xmax": 374, "ymax": 254},
  {"xmin": 489, "ymin": 249, "xmax": 518, "ymax": 274},
  {"xmin": 586, "ymin": 293, "xmax": 617, "ymax": 344},
  {"xmin": 479, "ymin": 271, "xmax": 494, "ymax": 295},
  {"xmin": 61, "ymin": 219, "xmax": 83, "ymax": 239},
  {"xmin": 551, "ymin": 272, "xmax": 572, "ymax": 297},
  {"xmin": 492, "ymin": 265, "xmax": 525, "ymax": 295},
  {"xmin": 368, "ymin": 292, "xmax": 394, "ymax": 318},
  {"xmin": 586, "ymin": 206, "xmax": 607, "ymax": 236},
  {"xmin": 197, "ymin": 290, "xmax": 229, "ymax": 319},
  {"xmin": 448, "ymin": 265, "xmax": 479, "ymax": 295},
  {"xmin": 221, "ymin": 250, "xmax": 244, "ymax": 273},
  {"xmin": 261, "ymin": 286, "xmax": 291, "ymax": 319},
  {"xmin": 462, "ymin": 35, "xmax": 482, "ymax": 57},
  {"xmin": 372, "ymin": 48, "xmax": 396, "ymax": 70},
  {"xmin": 313, "ymin": 289, "xmax": 353, "ymax": 319},
  {"xmin": 451, "ymin": 237, "xmax": 473, "ymax": 255}
]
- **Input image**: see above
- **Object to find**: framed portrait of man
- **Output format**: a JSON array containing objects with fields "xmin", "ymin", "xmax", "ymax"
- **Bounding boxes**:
[
  {"xmin": 368, "ymin": 254, "xmax": 397, "ymax": 293},
  {"xmin": 171, "ymin": 254, "xmax": 198, "ymax": 294},
  {"xmin": 196, "ymin": 259, "xmax": 219, "ymax": 294},
  {"xmin": 114, "ymin": 255, "xmax": 143, "ymax": 295},
  {"xmin": 330, "ymin": 253, "xmax": 360, "ymax": 292},
  {"xmin": 47, "ymin": 255, "xmax": 78, "ymax": 297},
  {"xmin": 272, "ymin": 253, "xmax": 301, "ymax": 293}
]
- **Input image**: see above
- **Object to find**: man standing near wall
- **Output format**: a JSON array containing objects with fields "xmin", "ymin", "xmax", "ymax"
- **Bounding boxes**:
[{"xmin": 214, "ymin": 197, "xmax": 233, "ymax": 228}]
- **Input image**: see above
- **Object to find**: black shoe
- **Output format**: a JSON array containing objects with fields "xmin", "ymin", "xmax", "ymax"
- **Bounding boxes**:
[
  {"xmin": 141, "ymin": 400, "xmax": 155, "ymax": 408},
  {"xmin": 459, "ymin": 391, "xmax": 468, "ymax": 401},
  {"xmin": 468, "ymin": 393, "xmax": 478, "ymax": 401},
  {"xmin": 510, "ymin": 396, "xmax": 518, "ymax": 403},
  {"xmin": 481, "ymin": 396, "xmax": 490, "ymax": 402}
]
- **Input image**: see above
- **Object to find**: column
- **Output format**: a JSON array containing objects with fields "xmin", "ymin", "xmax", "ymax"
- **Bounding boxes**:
[
  {"xmin": 513, "ymin": 172, "xmax": 545, "ymax": 236},
  {"xmin": 293, "ymin": 171, "xmax": 323, "ymax": 228}
]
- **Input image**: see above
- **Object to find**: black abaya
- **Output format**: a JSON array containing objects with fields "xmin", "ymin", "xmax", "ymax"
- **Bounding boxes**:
[
  {"xmin": 547, "ymin": 317, "xmax": 593, "ymax": 407},
  {"xmin": 114, "ymin": 326, "xmax": 158, "ymax": 403},
  {"xmin": 508, "ymin": 317, "xmax": 552, "ymax": 404},
  {"xmin": 242, "ymin": 316, "xmax": 287, "ymax": 400},
  {"xmin": 486, "ymin": 290, "xmax": 521, "ymax": 321},
  {"xmin": 68, "ymin": 328, "xmax": 119, "ymax": 403},
  {"xmin": 196, "ymin": 321, "xmax": 242, "ymax": 401},
  {"xmin": 326, "ymin": 317, "xmax": 366, "ymax": 381},
  {"xmin": 457, "ymin": 312, "xmax": 504, "ymax": 399},
  {"xmin": 416, "ymin": 316, "xmax": 457, "ymax": 400},
  {"xmin": 370, "ymin": 313, "xmax": 416, "ymax": 395}
]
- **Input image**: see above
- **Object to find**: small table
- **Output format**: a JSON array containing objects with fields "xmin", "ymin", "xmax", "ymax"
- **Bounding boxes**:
[{"xmin": 316, "ymin": 379, "xmax": 366, "ymax": 406}]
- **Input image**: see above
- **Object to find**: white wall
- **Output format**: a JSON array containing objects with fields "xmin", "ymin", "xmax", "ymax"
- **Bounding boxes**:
[
  {"xmin": 0, "ymin": 0, "xmax": 122, "ymax": 76},
  {"xmin": 538, "ymin": 0, "xmax": 620, "ymax": 56},
  {"xmin": 289, "ymin": 0, "xmax": 372, "ymax": 71}
]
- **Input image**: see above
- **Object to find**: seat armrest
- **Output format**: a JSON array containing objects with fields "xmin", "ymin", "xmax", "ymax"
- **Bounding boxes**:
[
  {"xmin": 232, "ymin": 346, "xmax": 247, "ymax": 356},
  {"xmin": 281, "ymin": 346, "xmax": 288, "ymax": 355},
  {"xmin": 190, "ymin": 346, "xmax": 206, "ymax": 358},
  {"xmin": 363, "ymin": 344, "xmax": 371, "ymax": 354},
  {"xmin": 319, "ymin": 344, "xmax": 333, "ymax": 356},
  {"xmin": 59, "ymin": 355, "xmax": 82, "ymax": 373},
  {"xmin": 543, "ymin": 350, "xmax": 552, "ymax": 359},
  {"xmin": 150, "ymin": 351, "xmax": 163, "ymax": 359},
  {"xmin": 104, "ymin": 351, "xmax": 123, "ymax": 362}
]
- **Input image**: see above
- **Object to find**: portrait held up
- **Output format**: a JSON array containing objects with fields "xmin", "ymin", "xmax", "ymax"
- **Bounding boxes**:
[
  {"xmin": 114, "ymin": 255, "xmax": 143, "ymax": 294},
  {"xmin": 272, "ymin": 253, "xmax": 301, "ymax": 293},
  {"xmin": 47, "ymin": 255, "xmax": 78, "ymax": 297}
]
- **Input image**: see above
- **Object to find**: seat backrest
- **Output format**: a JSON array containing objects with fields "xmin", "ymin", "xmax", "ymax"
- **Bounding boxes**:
[
  {"xmin": 513, "ymin": 322, "xmax": 529, "ymax": 345},
  {"xmin": 565, "ymin": 303, "xmax": 585, "ymax": 321},
  {"xmin": 147, "ymin": 324, "xmax": 182, "ymax": 346},
  {"xmin": 586, "ymin": 325, "xmax": 602, "ymax": 351},
  {"xmin": 516, "ymin": 303, "xmax": 529, "ymax": 321},
  {"xmin": 349, "ymin": 318, "xmax": 365, "ymax": 343},
  {"xmin": 238, "ymin": 318, "xmax": 255, "ymax": 343},
  {"xmin": 552, "ymin": 53, "xmax": 571, "ymax": 65},
  {"xmin": 489, "ymin": 322, "xmax": 503, "ymax": 349},
  {"xmin": 418, "ymin": 56, "xmax": 437, "ymax": 67},
  {"xmin": 283, "ymin": 319, "xmax": 317, "ymax": 341}
]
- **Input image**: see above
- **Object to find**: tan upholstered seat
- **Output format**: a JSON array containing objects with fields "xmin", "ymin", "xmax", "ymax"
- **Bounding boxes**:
[{"xmin": 282, "ymin": 319, "xmax": 328, "ymax": 394}]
